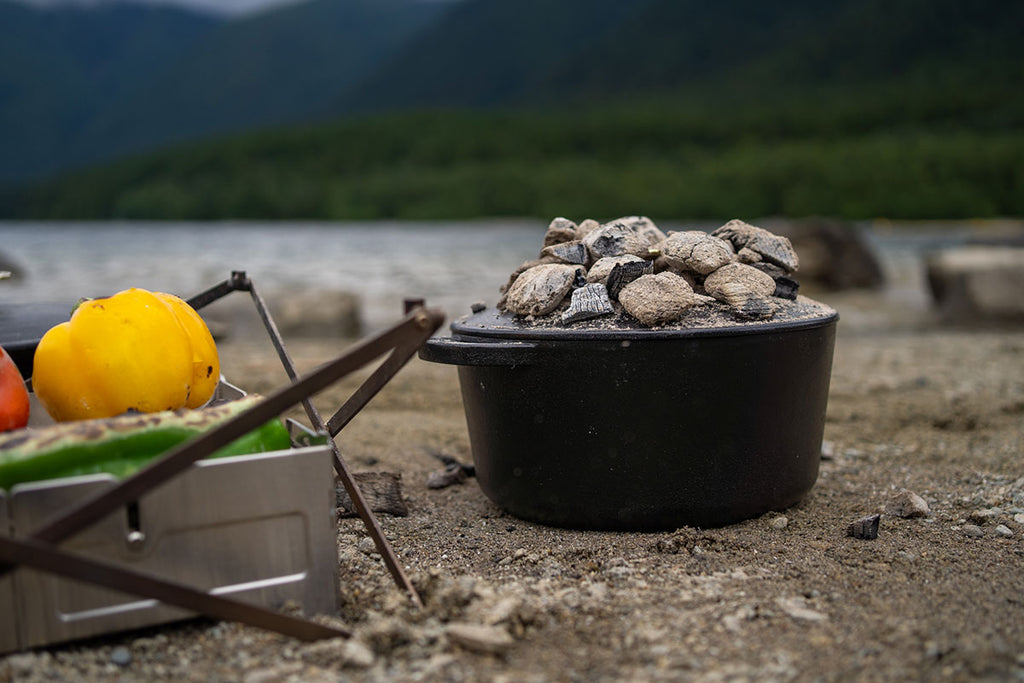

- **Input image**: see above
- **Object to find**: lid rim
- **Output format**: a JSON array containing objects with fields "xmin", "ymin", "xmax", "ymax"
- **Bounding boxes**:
[{"xmin": 449, "ymin": 306, "xmax": 840, "ymax": 342}]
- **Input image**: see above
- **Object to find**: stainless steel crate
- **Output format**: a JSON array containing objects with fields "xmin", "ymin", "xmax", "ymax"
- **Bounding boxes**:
[{"xmin": 1, "ymin": 435, "xmax": 339, "ymax": 653}]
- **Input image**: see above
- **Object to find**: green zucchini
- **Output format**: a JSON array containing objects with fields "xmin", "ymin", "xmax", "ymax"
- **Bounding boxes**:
[{"xmin": 0, "ymin": 395, "xmax": 292, "ymax": 490}]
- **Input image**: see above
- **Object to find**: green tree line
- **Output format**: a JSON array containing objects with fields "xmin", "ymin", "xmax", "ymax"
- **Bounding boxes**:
[{"xmin": 4, "ymin": 82, "xmax": 1021, "ymax": 221}]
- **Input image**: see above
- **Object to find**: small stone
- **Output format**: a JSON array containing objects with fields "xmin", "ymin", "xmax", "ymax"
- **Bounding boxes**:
[
  {"xmin": 885, "ymin": 489, "xmax": 930, "ymax": 518},
  {"xmin": 1014, "ymin": 513, "xmax": 1024, "ymax": 525},
  {"xmin": 769, "ymin": 516, "xmax": 789, "ymax": 530},
  {"xmin": 110, "ymin": 646, "xmax": 132, "ymax": 667},
  {"xmin": 962, "ymin": 524, "xmax": 985, "ymax": 538},
  {"xmin": 968, "ymin": 508, "xmax": 1001, "ymax": 525},
  {"xmin": 445, "ymin": 622, "xmax": 515, "ymax": 655},
  {"xmin": 776, "ymin": 597, "xmax": 828, "ymax": 622},
  {"xmin": 356, "ymin": 536, "xmax": 378, "ymax": 555},
  {"xmin": 340, "ymin": 639, "xmax": 376, "ymax": 668},
  {"xmin": 847, "ymin": 514, "xmax": 881, "ymax": 540},
  {"xmin": 994, "ymin": 524, "xmax": 1013, "ymax": 538},
  {"xmin": 820, "ymin": 441, "xmax": 836, "ymax": 460},
  {"xmin": 470, "ymin": 301, "xmax": 487, "ymax": 313},
  {"xmin": 427, "ymin": 463, "xmax": 468, "ymax": 489}
]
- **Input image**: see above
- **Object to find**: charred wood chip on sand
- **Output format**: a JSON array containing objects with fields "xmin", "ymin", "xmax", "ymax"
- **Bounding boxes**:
[{"xmin": 846, "ymin": 514, "xmax": 881, "ymax": 540}]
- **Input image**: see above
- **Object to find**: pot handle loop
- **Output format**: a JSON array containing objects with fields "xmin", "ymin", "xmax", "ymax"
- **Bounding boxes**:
[{"xmin": 419, "ymin": 337, "xmax": 540, "ymax": 366}]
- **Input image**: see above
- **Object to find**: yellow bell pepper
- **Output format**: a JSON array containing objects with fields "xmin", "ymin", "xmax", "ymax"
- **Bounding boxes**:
[{"xmin": 32, "ymin": 288, "xmax": 220, "ymax": 422}]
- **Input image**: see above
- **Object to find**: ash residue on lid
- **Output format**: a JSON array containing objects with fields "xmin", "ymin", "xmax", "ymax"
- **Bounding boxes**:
[{"xmin": 497, "ymin": 216, "xmax": 835, "ymax": 329}]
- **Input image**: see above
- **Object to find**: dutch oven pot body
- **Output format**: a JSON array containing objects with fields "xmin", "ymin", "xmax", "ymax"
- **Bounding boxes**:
[{"xmin": 421, "ymin": 308, "xmax": 838, "ymax": 531}]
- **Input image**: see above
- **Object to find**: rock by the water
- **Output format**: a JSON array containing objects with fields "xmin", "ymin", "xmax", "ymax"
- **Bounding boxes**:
[
  {"xmin": 713, "ymin": 219, "xmax": 799, "ymax": 273},
  {"xmin": 656, "ymin": 231, "xmax": 735, "ymax": 275},
  {"xmin": 561, "ymin": 283, "xmax": 614, "ymax": 324},
  {"xmin": 618, "ymin": 272, "xmax": 698, "ymax": 326},
  {"xmin": 504, "ymin": 263, "xmax": 582, "ymax": 316},
  {"xmin": 925, "ymin": 246, "xmax": 1024, "ymax": 325}
]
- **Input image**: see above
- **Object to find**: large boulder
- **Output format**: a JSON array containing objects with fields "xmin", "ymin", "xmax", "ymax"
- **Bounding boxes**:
[
  {"xmin": 925, "ymin": 246, "xmax": 1024, "ymax": 325},
  {"xmin": 765, "ymin": 218, "xmax": 885, "ymax": 290}
]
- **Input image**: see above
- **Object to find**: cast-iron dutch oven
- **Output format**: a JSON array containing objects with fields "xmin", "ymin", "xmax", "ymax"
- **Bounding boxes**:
[{"xmin": 420, "ymin": 306, "xmax": 838, "ymax": 531}]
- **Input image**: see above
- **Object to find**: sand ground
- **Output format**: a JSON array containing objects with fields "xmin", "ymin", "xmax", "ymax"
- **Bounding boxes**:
[{"xmin": 2, "ymin": 293, "xmax": 1023, "ymax": 682}]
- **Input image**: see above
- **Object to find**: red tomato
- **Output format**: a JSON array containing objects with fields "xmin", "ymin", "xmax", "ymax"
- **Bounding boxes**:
[{"xmin": 0, "ymin": 345, "xmax": 30, "ymax": 431}]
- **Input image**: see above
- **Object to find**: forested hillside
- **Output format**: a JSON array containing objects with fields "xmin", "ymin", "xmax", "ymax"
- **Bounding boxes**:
[{"xmin": 2, "ymin": 0, "xmax": 1021, "ymax": 220}]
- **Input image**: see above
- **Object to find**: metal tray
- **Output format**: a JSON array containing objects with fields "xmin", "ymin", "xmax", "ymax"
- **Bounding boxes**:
[{"xmin": 1, "ymin": 384, "xmax": 339, "ymax": 653}]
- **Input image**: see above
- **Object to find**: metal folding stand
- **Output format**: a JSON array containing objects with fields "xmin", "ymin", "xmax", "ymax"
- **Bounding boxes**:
[{"xmin": 0, "ymin": 271, "xmax": 445, "ymax": 643}]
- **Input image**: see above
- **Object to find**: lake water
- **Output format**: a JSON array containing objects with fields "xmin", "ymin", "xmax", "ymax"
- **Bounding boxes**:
[{"xmin": 1, "ymin": 219, "xmax": 1016, "ymax": 333}]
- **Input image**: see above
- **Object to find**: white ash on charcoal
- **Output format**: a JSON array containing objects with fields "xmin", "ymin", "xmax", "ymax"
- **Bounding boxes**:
[
  {"xmin": 561, "ymin": 283, "xmax": 614, "ymax": 324},
  {"xmin": 656, "ymin": 230, "xmax": 735, "ymax": 275},
  {"xmin": 497, "ymin": 216, "xmax": 832, "ymax": 328},
  {"xmin": 503, "ymin": 263, "xmax": 584, "ymax": 316}
]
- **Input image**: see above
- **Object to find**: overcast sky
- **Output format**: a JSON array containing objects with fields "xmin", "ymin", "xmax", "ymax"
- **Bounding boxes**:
[{"xmin": 7, "ymin": 0, "xmax": 309, "ymax": 17}]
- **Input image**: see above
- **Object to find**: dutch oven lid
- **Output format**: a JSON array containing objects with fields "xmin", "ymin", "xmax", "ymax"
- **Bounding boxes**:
[{"xmin": 448, "ymin": 303, "xmax": 839, "ymax": 342}]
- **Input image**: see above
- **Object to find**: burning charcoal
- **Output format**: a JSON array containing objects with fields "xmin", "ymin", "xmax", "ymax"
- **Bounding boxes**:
[
  {"xmin": 606, "ymin": 259, "xmax": 654, "ymax": 300},
  {"xmin": 543, "ymin": 217, "xmax": 579, "ymax": 246},
  {"xmin": 704, "ymin": 263, "xmax": 779, "ymax": 320},
  {"xmin": 577, "ymin": 218, "xmax": 601, "ymax": 238},
  {"xmin": 540, "ymin": 240, "xmax": 588, "ymax": 265},
  {"xmin": 561, "ymin": 283, "xmax": 614, "ymax": 324},
  {"xmin": 656, "ymin": 230, "xmax": 736, "ymax": 275},
  {"xmin": 427, "ymin": 463, "xmax": 469, "ymax": 489},
  {"xmin": 613, "ymin": 215, "xmax": 667, "ymax": 246},
  {"xmin": 586, "ymin": 254, "xmax": 648, "ymax": 286},
  {"xmin": 773, "ymin": 276, "xmax": 800, "ymax": 300},
  {"xmin": 846, "ymin": 514, "xmax": 881, "ymax": 540},
  {"xmin": 712, "ymin": 219, "xmax": 799, "ymax": 274},
  {"xmin": 618, "ymin": 272, "xmax": 698, "ymax": 326},
  {"xmin": 582, "ymin": 221, "xmax": 651, "ymax": 261},
  {"xmin": 705, "ymin": 263, "xmax": 776, "ymax": 299},
  {"xmin": 336, "ymin": 472, "xmax": 408, "ymax": 518},
  {"xmin": 736, "ymin": 246, "xmax": 762, "ymax": 264},
  {"xmin": 505, "ymin": 263, "xmax": 582, "ymax": 316}
]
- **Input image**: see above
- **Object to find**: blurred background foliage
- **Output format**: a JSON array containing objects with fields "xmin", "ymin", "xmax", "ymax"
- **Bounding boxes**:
[{"xmin": 1, "ymin": 0, "xmax": 1021, "ymax": 220}]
